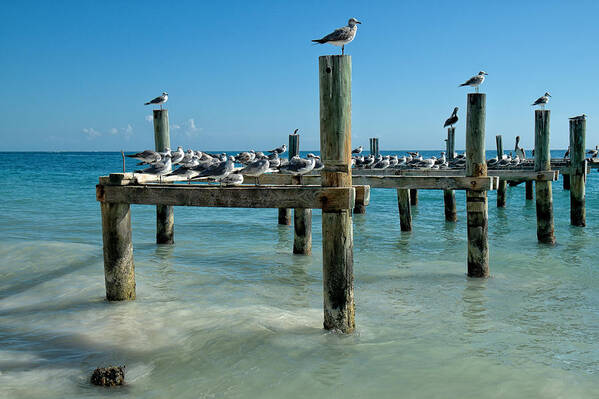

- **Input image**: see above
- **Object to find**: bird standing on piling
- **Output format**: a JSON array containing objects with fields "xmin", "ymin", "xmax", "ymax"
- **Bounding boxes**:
[
  {"xmin": 459, "ymin": 71, "xmax": 488, "ymax": 92},
  {"xmin": 444, "ymin": 107, "xmax": 459, "ymax": 128},
  {"xmin": 144, "ymin": 92, "xmax": 168, "ymax": 109},
  {"xmin": 532, "ymin": 92, "xmax": 551, "ymax": 109},
  {"xmin": 587, "ymin": 145, "xmax": 598, "ymax": 158},
  {"xmin": 352, "ymin": 145, "xmax": 363, "ymax": 154},
  {"xmin": 569, "ymin": 114, "xmax": 587, "ymax": 121},
  {"xmin": 312, "ymin": 18, "xmax": 361, "ymax": 55}
]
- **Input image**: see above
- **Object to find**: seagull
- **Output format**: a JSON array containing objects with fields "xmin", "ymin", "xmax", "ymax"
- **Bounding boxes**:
[
  {"xmin": 352, "ymin": 145, "xmax": 363, "ymax": 154},
  {"xmin": 237, "ymin": 158, "xmax": 270, "ymax": 185},
  {"xmin": 312, "ymin": 18, "xmax": 361, "ymax": 55},
  {"xmin": 134, "ymin": 154, "xmax": 172, "ymax": 177},
  {"xmin": 126, "ymin": 149, "xmax": 161, "ymax": 164},
  {"xmin": 459, "ymin": 71, "xmax": 488, "ymax": 93},
  {"xmin": 569, "ymin": 114, "xmax": 587, "ymax": 121},
  {"xmin": 170, "ymin": 146, "xmax": 185, "ymax": 164},
  {"xmin": 220, "ymin": 173, "xmax": 244, "ymax": 186},
  {"xmin": 279, "ymin": 154, "xmax": 316, "ymax": 184},
  {"xmin": 193, "ymin": 156, "xmax": 235, "ymax": 184},
  {"xmin": 144, "ymin": 92, "xmax": 168, "ymax": 109},
  {"xmin": 268, "ymin": 144, "xmax": 287, "ymax": 155},
  {"xmin": 587, "ymin": 145, "xmax": 598, "ymax": 158},
  {"xmin": 444, "ymin": 107, "xmax": 459, "ymax": 128},
  {"xmin": 532, "ymin": 92, "xmax": 551, "ymax": 109}
]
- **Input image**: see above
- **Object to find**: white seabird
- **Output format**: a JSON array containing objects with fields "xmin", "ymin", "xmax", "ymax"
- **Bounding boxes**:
[
  {"xmin": 144, "ymin": 92, "xmax": 168, "ymax": 109},
  {"xmin": 126, "ymin": 149, "xmax": 161, "ymax": 164},
  {"xmin": 220, "ymin": 173, "xmax": 244, "ymax": 186},
  {"xmin": 312, "ymin": 18, "xmax": 361, "ymax": 55},
  {"xmin": 352, "ymin": 145, "xmax": 363, "ymax": 154},
  {"xmin": 532, "ymin": 92, "xmax": 551, "ymax": 109},
  {"xmin": 238, "ymin": 158, "xmax": 270, "ymax": 185},
  {"xmin": 459, "ymin": 71, "xmax": 488, "ymax": 93}
]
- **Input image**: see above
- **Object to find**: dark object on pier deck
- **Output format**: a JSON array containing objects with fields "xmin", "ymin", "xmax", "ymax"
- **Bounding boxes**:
[
  {"xmin": 534, "ymin": 110, "xmax": 555, "ymax": 244},
  {"xmin": 90, "ymin": 366, "xmax": 125, "ymax": 387},
  {"xmin": 153, "ymin": 109, "xmax": 174, "ymax": 244},
  {"xmin": 465, "ymin": 93, "xmax": 489, "ymax": 278},
  {"xmin": 320, "ymin": 55, "xmax": 354, "ymax": 333},
  {"xmin": 569, "ymin": 117, "xmax": 586, "ymax": 226}
]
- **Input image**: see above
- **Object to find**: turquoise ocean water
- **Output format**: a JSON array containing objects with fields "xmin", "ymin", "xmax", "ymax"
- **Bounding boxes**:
[{"xmin": 0, "ymin": 151, "xmax": 598, "ymax": 398}]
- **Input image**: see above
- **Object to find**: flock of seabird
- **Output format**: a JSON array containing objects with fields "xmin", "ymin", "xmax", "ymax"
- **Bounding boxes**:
[
  {"xmin": 127, "ymin": 136, "xmax": 326, "ymax": 185},
  {"xmin": 134, "ymin": 18, "xmax": 596, "ymax": 185}
]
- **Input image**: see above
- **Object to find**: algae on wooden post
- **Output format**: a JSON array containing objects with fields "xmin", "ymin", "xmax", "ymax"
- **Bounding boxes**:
[
  {"xmin": 465, "ymin": 93, "xmax": 489, "ymax": 277},
  {"xmin": 319, "ymin": 55, "xmax": 354, "ymax": 333}
]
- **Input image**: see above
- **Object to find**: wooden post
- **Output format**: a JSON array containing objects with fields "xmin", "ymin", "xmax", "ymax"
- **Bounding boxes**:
[
  {"xmin": 101, "ymin": 202, "xmax": 135, "ymax": 300},
  {"xmin": 319, "ymin": 55, "xmax": 354, "ymax": 333},
  {"xmin": 410, "ymin": 188, "xmax": 418, "ymax": 206},
  {"xmin": 569, "ymin": 117, "xmax": 586, "ymax": 226},
  {"xmin": 447, "ymin": 127, "xmax": 455, "ymax": 159},
  {"xmin": 495, "ymin": 135, "xmax": 506, "ymax": 207},
  {"xmin": 278, "ymin": 134, "xmax": 299, "ymax": 225},
  {"xmin": 397, "ymin": 189, "xmax": 412, "ymax": 231},
  {"xmin": 525, "ymin": 181, "xmax": 534, "ymax": 200},
  {"xmin": 534, "ymin": 110, "xmax": 555, "ymax": 244},
  {"xmin": 153, "ymin": 110, "xmax": 174, "ymax": 244},
  {"xmin": 563, "ymin": 173, "xmax": 570, "ymax": 190},
  {"xmin": 369, "ymin": 137, "xmax": 379, "ymax": 156},
  {"xmin": 465, "ymin": 93, "xmax": 489, "ymax": 277},
  {"xmin": 293, "ymin": 209, "xmax": 312, "ymax": 255},
  {"xmin": 444, "ymin": 127, "xmax": 457, "ymax": 221},
  {"xmin": 443, "ymin": 189, "xmax": 457, "ymax": 222}
]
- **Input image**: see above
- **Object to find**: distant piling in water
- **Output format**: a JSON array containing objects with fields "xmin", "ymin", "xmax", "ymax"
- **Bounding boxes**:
[
  {"xmin": 534, "ymin": 110, "xmax": 555, "ymax": 244},
  {"xmin": 496, "ymin": 135, "xmax": 507, "ymax": 208},
  {"xmin": 278, "ymin": 134, "xmax": 299, "ymax": 225},
  {"xmin": 569, "ymin": 117, "xmax": 586, "ymax": 226},
  {"xmin": 369, "ymin": 138, "xmax": 379, "ymax": 156},
  {"xmin": 465, "ymin": 93, "xmax": 489, "ymax": 277},
  {"xmin": 153, "ymin": 109, "xmax": 174, "ymax": 244},
  {"xmin": 319, "ymin": 55, "xmax": 354, "ymax": 333}
]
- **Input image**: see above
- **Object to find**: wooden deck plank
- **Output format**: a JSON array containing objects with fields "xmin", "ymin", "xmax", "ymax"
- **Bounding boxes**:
[{"xmin": 96, "ymin": 184, "xmax": 355, "ymax": 211}]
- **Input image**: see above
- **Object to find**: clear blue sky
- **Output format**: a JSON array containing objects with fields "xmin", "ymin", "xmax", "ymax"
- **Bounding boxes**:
[{"xmin": 1, "ymin": 0, "xmax": 598, "ymax": 152}]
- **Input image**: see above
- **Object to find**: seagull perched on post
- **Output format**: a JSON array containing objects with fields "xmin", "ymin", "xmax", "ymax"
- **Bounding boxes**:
[
  {"xmin": 459, "ymin": 71, "xmax": 488, "ymax": 92},
  {"xmin": 532, "ymin": 92, "xmax": 551, "ymax": 109},
  {"xmin": 444, "ymin": 107, "xmax": 459, "ymax": 128},
  {"xmin": 144, "ymin": 92, "xmax": 168, "ymax": 109},
  {"xmin": 352, "ymin": 145, "xmax": 363, "ymax": 154},
  {"xmin": 312, "ymin": 18, "xmax": 361, "ymax": 55}
]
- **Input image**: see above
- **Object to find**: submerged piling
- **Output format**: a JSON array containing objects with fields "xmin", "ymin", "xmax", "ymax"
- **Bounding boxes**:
[
  {"xmin": 563, "ymin": 173, "xmax": 570, "ymax": 190},
  {"xmin": 293, "ymin": 208, "xmax": 312, "ymax": 255},
  {"xmin": 496, "ymin": 135, "xmax": 507, "ymax": 208},
  {"xmin": 534, "ymin": 110, "xmax": 555, "ymax": 244},
  {"xmin": 101, "ymin": 202, "xmax": 135, "ymax": 300},
  {"xmin": 569, "ymin": 117, "xmax": 586, "ymax": 226},
  {"xmin": 319, "ymin": 55, "xmax": 354, "ymax": 332},
  {"xmin": 397, "ymin": 189, "xmax": 412, "ymax": 231},
  {"xmin": 153, "ymin": 110, "xmax": 174, "ymax": 244},
  {"xmin": 410, "ymin": 189, "xmax": 418, "ymax": 206},
  {"xmin": 443, "ymin": 127, "xmax": 457, "ymax": 221},
  {"xmin": 525, "ymin": 181, "xmax": 534, "ymax": 200},
  {"xmin": 465, "ymin": 93, "xmax": 489, "ymax": 277}
]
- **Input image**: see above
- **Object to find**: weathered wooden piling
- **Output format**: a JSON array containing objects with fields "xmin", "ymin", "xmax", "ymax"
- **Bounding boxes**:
[
  {"xmin": 153, "ymin": 110, "xmax": 174, "ymax": 244},
  {"xmin": 369, "ymin": 137, "xmax": 379, "ymax": 156},
  {"xmin": 563, "ymin": 173, "xmax": 570, "ymax": 190},
  {"xmin": 569, "ymin": 117, "xmax": 586, "ymax": 226},
  {"xmin": 465, "ymin": 93, "xmax": 489, "ymax": 277},
  {"xmin": 496, "ymin": 135, "xmax": 507, "ymax": 207},
  {"xmin": 525, "ymin": 181, "xmax": 534, "ymax": 200},
  {"xmin": 319, "ymin": 55, "xmax": 354, "ymax": 332},
  {"xmin": 278, "ymin": 134, "xmax": 299, "ymax": 225},
  {"xmin": 410, "ymin": 189, "xmax": 418, "ymax": 206},
  {"xmin": 101, "ymin": 202, "xmax": 135, "ymax": 300},
  {"xmin": 397, "ymin": 189, "xmax": 412, "ymax": 231},
  {"xmin": 293, "ymin": 208, "xmax": 312, "ymax": 255},
  {"xmin": 443, "ymin": 127, "xmax": 457, "ymax": 221},
  {"xmin": 534, "ymin": 110, "xmax": 555, "ymax": 244}
]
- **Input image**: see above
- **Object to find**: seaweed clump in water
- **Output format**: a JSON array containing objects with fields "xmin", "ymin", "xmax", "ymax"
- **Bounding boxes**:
[{"xmin": 90, "ymin": 366, "xmax": 125, "ymax": 387}]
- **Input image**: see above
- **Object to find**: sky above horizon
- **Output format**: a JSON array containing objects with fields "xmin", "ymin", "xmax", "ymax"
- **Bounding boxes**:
[{"xmin": 2, "ymin": 0, "xmax": 598, "ymax": 152}]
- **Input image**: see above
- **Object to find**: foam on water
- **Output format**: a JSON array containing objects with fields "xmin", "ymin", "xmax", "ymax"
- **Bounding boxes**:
[{"xmin": 0, "ymin": 152, "xmax": 598, "ymax": 398}]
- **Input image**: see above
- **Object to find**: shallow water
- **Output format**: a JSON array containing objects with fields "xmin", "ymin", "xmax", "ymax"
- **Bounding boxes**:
[{"xmin": 0, "ymin": 151, "xmax": 598, "ymax": 398}]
